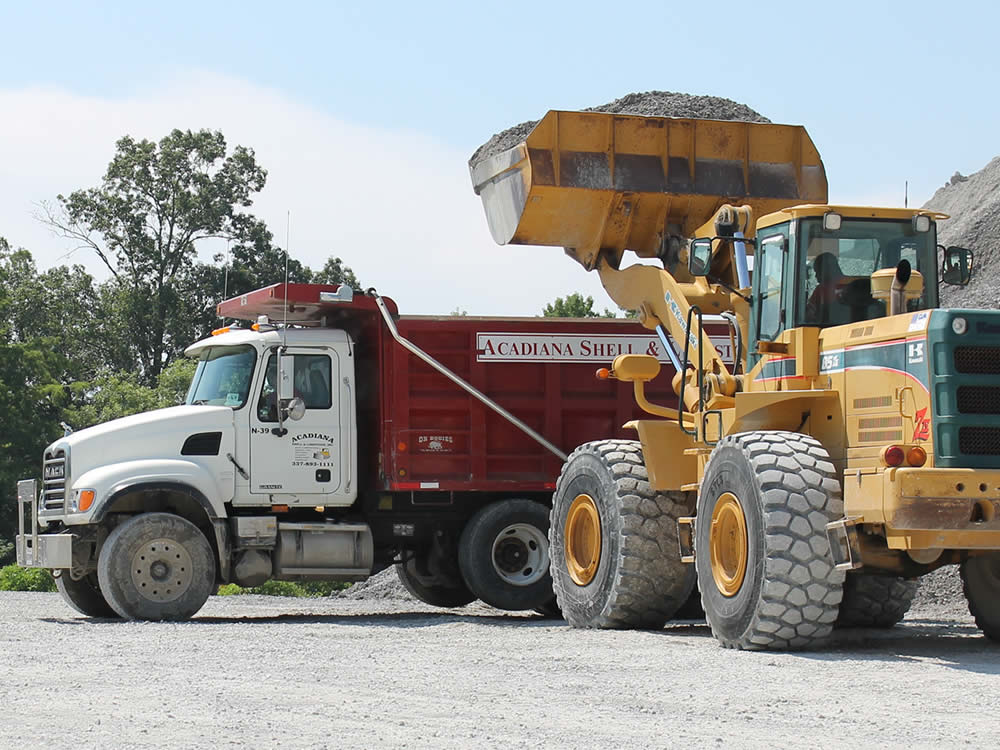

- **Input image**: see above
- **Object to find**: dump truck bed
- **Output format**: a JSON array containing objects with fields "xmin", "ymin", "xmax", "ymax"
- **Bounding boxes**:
[{"xmin": 217, "ymin": 284, "xmax": 731, "ymax": 493}]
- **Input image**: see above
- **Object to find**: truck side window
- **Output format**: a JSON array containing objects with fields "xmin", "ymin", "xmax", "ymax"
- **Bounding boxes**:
[{"xmin": 257, "ymin": 354, "xmax": 333, "ymax": 422}]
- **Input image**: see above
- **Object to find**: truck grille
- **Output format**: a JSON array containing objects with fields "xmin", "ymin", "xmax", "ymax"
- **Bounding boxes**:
[
  {"xmin": 954, "ymin": 346, "xmax": 1000, "ymax": 374},
  {"xmin": 42, "ymin": 449, "xmax": 67, "ymax": 511},
  {"xmin": 959, "ymin": 427, "xmax": 1000, "ymax": 456},
  {"xmin": 957, "ymin": 386, "xmax": 1000, "ymax": 415}
]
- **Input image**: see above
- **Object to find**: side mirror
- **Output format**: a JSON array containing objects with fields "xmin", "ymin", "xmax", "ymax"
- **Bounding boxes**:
[
  {"xmin": 284, "ymin": 396, "xmax": 306, "ymax": 421},
  {"xmin": 688, "ymin": 238, "xmax": 712, "ymax": 277},
  {"xmin": 941, "ymin": 246, "xmax": 974, "ymax": 286},
  {"xmin": 277, "ymin": 349, "xmax": 295, "ymax": 400}
]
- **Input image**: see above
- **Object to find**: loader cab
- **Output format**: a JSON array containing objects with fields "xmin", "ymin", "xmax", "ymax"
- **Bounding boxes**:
[{"xmin": 747, "ymin": 207, "xmax": 943, "ymax": 369}]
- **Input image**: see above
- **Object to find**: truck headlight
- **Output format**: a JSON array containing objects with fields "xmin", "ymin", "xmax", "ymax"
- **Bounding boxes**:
[{"xmin": 952, "ymin": 316, "xmax": 968, "ymax": 335}]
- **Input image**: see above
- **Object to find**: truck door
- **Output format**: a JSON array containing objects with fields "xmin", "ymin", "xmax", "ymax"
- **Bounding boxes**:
[{"xmin": 249, "ymin": 346, "xmax": 352, "ymax": 503}]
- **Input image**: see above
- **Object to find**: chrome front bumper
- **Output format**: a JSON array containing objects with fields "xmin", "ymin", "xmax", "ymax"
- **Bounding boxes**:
[{"xmin": 15, "ymin": 479, "xmax": 72, "ymax": 569}]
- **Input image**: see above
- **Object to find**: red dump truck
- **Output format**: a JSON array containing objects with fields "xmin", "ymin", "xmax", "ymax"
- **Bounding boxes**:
[{"xmin": 17, "ymin": 283, "xmax": 731, "ymax": 621}]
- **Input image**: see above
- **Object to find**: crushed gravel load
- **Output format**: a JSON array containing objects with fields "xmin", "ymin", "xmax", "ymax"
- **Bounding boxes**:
[
  {"xmin": 923, "ymin": 157, "xmax": 1000, "ymax": 308},
  {"xmin": 468, "ymin": 90, "xmax": 771, "ymax": 167}
]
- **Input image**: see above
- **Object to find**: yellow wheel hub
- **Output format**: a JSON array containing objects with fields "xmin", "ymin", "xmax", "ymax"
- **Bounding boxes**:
[
  {"xmin": 709, "ymin": 492, "xmax": 748, "ymax": 597},
  {"xmin": 565, "ymin": 494, "xmax": 602, "ymax": 586}
]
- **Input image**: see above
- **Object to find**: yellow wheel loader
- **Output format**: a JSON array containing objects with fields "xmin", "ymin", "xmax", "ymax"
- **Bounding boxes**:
[{"xmin": 471, "ymin": 110, "xmax": 991, "ymax": 650}]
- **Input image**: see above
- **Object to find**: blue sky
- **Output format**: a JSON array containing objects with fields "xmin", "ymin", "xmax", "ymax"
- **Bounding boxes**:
[{"xmin": 1, "ymin": 0, "xmax": 997, "ymax": 315}]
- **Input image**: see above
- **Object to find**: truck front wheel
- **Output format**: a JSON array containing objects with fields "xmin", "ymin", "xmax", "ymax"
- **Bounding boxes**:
[
  {"xmin": 55, "ymin": 571, "xmax": 119, "ymax": 618},
  {"xmin": 459, "ymin": 499, "xmax": 554, "ymax": 611},
  {"xmin": 97, "ymin": 513, "xmax": 216, "ymax": 621}
]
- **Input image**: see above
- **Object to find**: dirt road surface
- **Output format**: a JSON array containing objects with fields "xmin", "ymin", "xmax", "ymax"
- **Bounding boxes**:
[{"xmin": 2, "ymin": 592, "xmax": 998, "ymax": 749}]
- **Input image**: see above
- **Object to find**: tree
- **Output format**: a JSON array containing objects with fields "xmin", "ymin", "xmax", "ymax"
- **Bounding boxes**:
[
  {"xmin": 0, "ymin": 340, "xmax": 67, "ymax": 547},
  {"xmin": 313, "ymin": 256, "xmax": 361, "ymax": 289},
  {"xmin": 41, "ymin": 129, "xmax": 268, "ymax": 384},
  {"xmin": 542, "ymin": 292, "xmax": 617, "ymax": 318}
]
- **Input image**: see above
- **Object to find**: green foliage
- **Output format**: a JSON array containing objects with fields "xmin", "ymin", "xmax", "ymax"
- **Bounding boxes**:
[
  {"xmin": 0, "ymin": 540, "xmax": 14, "ymax": 566},
  {"xmin": 542, "ymin": 292, "xmax": 617, "ymax": 318},
  {"xmin": 0, "ymin": 565, "xmax": 56, "ymax": 592},
  {"xmin": 215, "ymin": 579, "xmax": 349, "ymax": 597},
  {"xmin": 0, "ymin": 338, "xmax": 67, "ymax": 540},
  {"xmin": 312, "ymin": 256, "xmax": 361, "ymax": 290},
  {"xmin": 42, "ymin": 129, "xmax": 268, "ymax": 384}
]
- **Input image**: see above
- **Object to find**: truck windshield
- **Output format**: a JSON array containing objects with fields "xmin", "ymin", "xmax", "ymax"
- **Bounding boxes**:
[
  {"xmin": 797, "ymin": 217, "xmax": 938, "ymax": 328},
  {"xmin": 185, "ymin": 345, "xmax": 258, "ymax": 409}
]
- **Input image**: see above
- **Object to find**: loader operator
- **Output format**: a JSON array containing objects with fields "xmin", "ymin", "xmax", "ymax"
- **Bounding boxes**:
[{"xmin": 806, "ymin": 251, "xmax": 846, "ymax": 325}]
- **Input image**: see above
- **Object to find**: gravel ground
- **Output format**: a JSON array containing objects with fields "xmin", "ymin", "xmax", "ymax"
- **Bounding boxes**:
[{"xmin": 3, "ymin": 575, "xmax": 998, "ymax": 750}]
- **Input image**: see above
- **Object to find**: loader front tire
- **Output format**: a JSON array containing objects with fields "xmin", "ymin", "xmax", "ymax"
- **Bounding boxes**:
[
  {"xmin": 961, "ymin": 553, "xmax": 1000, "ymax": 641},
  {"xmin": 835, "ymin": 573, "xmax": 919, "ymax": 628},
  {"xmin": 695, "ymin": 431, "xmax": 844, "ymax": 650},
  {"xmin": 549, "ymin": 440, "xmax": 694, "ymax": 630}
]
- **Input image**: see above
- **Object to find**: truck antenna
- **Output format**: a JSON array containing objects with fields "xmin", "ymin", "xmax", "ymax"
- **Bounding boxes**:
[
  {"xmin": 283, "ymin": 210, "xmax": 291, "ymax": 334},
  {"xmin": 222, "ymin": 238, "xmax": 231, "ymax": 320},
  {"xmin": 904, "ymin": 180, "xmax": 908, "ymax": 208}
]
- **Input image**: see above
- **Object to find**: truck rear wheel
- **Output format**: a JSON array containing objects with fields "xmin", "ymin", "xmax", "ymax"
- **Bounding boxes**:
[
  {"xmin": 396, "ymin": 556, "xmax": 476, "ymax": 608},
  {"xmin": 835, "ymin": 573, "xmax": 919, "ymax": 628},
  {"xmin": 97, "ymin": 513, "xmax": 216, "ymax": 621},
  {"xmin": 549, "ymin": 440, "xmax": 694, "ymax": 629},
  {"xmin": 695, "ymin": 431, "xmax": 844, "ymax": 650},
  {"xmin": 55, "ymin": 571, "xmax": 118, "ymax": 618},
  {"xmin": 961, "ymin": 553, "xmax": 1000, "ymax": 641},
  {"xmin": 459, "ymin": 499, "xmax": 554, "ymax": 611}
]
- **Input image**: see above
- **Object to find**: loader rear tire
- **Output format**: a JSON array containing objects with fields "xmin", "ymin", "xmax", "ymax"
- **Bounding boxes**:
[
  {"xmin": 835, "ymin": 573, "xmax": 919, "ymax": 628},
  {"xmin": 549, "ymin": 440, "xmax": 695, "ymax": 630},
  {"xmin": 961, "ymin": 553, "xmax": 1000, "ymax": 641},
  {"xmin": 396, "ymin": 557, "xmax": 476, "ymax": 608},
  {"xmin": 55, "ymin": 571, "xmax": 118, "ymax": 618},
  {"xmin": 695, "ymin": 431, "xmax": 844, "ymax": 650}
]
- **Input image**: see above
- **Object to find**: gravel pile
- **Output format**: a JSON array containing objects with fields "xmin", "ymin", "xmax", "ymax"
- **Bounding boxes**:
[
  {"xmin": 923, "ymin": 157, "xmax": 1000, "ymax": 308},
  {"xmin": 468, "ymin": 90, "xmax": 770, "ymax": 166},
  {"xmin": 908, "ymin": 567, "xmax": 967, "ymax": 620},
  {"xmin": 335, "ymin": 566, "xmax": 409, "ymax": 601}
]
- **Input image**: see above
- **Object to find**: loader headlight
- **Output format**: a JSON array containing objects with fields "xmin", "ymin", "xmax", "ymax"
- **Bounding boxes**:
[{"xmin": 952, "ymin": 316, "xmax": 968, "ymax": 335}]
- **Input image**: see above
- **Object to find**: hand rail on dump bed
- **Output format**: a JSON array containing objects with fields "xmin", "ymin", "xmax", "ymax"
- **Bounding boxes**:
[{"xmin": 373, "ymin": 295, "xmax": 568, "ymax": 462}]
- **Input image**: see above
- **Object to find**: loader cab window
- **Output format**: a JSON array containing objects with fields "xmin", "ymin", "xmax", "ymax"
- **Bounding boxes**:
[
  {"xmin": 748, "ymin": 226, "xmax": 790, "ymax": 370},
  {"xmin": 797, "ymin": 217, "xmax": 938, "ymax": 327},
  {"xmin": 257, "ymin": 353, "xmax": 333, "ymax": 422}
]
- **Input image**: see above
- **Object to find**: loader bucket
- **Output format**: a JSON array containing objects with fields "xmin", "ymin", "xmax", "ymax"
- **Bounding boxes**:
[{"xmin": 470, "ymin": 110, "xmax": 827, "ymax": 269}]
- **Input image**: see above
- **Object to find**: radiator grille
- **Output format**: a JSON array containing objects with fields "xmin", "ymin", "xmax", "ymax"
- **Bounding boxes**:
[
  {"xmin": 959, "ymin": 427, "xmax": 1000, "ymax": 456},
  {"xmin": 954, "ymin": 346, "xmax": 1000, "ymax": 375},
  {"xmin": 957, "ymin": 386, "xmax": 1000, "ymax": 415},
  {"xmin": 41, "ymin": 449, "xmax": 67, "ymax": 511}
]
